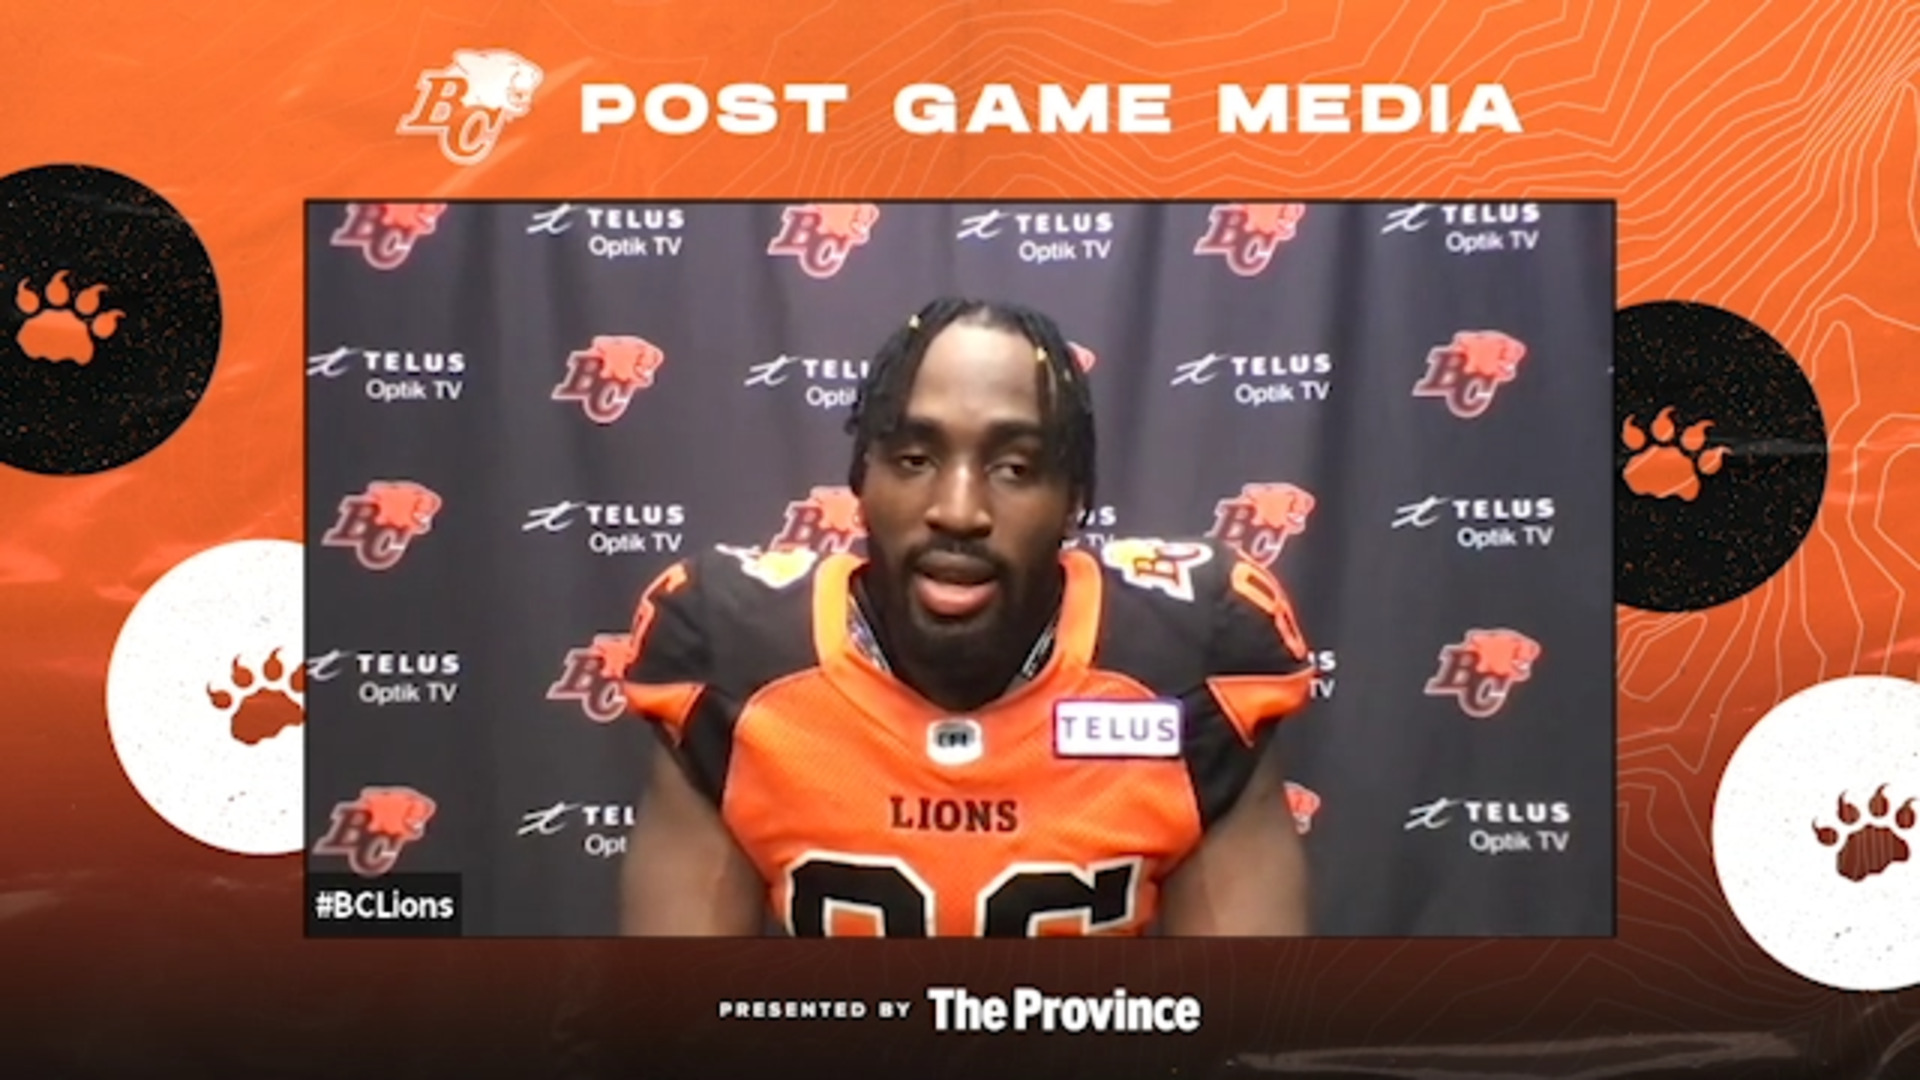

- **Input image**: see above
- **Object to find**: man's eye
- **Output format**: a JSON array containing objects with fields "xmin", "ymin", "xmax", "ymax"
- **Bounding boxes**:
[
  {"xmin": 992, "ymin": 461, "xmax": 1034, "ymax": 481},
  {"xmin": 895, "ymin": 453, "xmax": 934, "ymax": 471}
]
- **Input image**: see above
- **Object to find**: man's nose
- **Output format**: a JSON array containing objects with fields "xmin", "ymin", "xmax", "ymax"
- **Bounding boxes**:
[{"xmin": 924, "ymin": 464, "xmax": 992, "ymax": 536}]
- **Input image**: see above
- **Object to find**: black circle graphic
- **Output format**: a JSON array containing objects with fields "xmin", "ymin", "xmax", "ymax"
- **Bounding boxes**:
[
  {"xmin": 1614, "ymin": 301, "xmax": 1827, "ymax": 613},
  {"xmin": 0, "ymin": 164, "xmax": 222, "ymax": 475}
]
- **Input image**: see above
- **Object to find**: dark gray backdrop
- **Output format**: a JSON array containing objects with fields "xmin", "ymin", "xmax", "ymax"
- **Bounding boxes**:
[{"xmin": 304, "ymin": 200, "xmax": 1615, "ymax": 937}]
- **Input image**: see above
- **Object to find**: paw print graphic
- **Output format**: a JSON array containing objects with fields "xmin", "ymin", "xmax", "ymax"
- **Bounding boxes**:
[
  {"xmin": 1813, "ymin": 784, "xmax": 1916, "ymax": 882},
  {"xmin": 1621, "ymin": 406, "xmax": 1728, "ymax": 502},
  {"xmin": 15, "ymin": 271, "xmax": 123, "ymax": 365},
  {"xmin": 205, "ymin": 649, "xmax": 306, "ymax": 745}
]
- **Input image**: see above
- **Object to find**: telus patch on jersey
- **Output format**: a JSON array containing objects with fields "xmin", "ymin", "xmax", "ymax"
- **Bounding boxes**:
[{"xmin": 1053, "ymin": 700, "xmax": 1183, "ymax": 758}]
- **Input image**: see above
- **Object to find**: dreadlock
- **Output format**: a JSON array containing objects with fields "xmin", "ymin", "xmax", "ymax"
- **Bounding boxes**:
[{"xmin": 844, "ymin": 297, "xmax": 1098, "ymax": 514}]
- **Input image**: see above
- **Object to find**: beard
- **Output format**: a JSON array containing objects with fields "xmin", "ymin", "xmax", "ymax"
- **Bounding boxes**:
[{"xmin": 865, "ymin": 538, "xmax": 1046, "ymax": 692}]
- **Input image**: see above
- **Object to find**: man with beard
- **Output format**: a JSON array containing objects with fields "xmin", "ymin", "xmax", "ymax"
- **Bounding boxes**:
[{"xmin": 616, "ymin": 297, "xmax": 1315, "ymax": 937}]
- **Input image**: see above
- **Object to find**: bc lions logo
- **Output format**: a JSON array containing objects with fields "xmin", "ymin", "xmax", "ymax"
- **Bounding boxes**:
[
  {"xmin": 768, "ymin": 486, "xmax": 865, "ymax": 553},
  {"xmin": 767, "ymin": 204, "xmax": 881, "ymax": 279},
  {"xmin": 320, "ymin": 481, "xmax": 443, "ymax": 571},
  {"xmin": 1423, "ymin": 629, "xmax": 1542, "ymax": 719},
  {"xmin": 1102, "ymin": 538, "xmax": 1214, "ymax": 603},
  {"xmin": 552, "ymin": 335, "xmax": 665, "ymax": 425},
  {"xmin": 330, "ymin": 203, "xmax": 449, "ymax": 271},
  {"xmin": 1412, "ymin": 331, "xmax": 1529, "ymax": 420},
  {"xmin": 397, "ymin": 48, "xmax": 544, "ymax": 166},
  {"xmin": 715, "ymin": 545, "xmax": 821, "ymax": 590},
  {"xmin": 1207, "ymin": 483, "xmax": 1316, "ymax": 568},
  {"xmin": 312, "ymin": 787, "xmax": 437, "ymax": 878},
  {"xmin": 547, "ymin": 634, "xmax": 637, "ymax": 723},
  {"xmin": 1193, "ymin": 203, "xmax": 1306, "ymax": 277}
]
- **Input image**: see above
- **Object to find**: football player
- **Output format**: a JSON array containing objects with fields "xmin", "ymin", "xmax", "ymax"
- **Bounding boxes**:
[{"xmin": 617, "ymin": 297, "xmax": 1315, "ymax": 936}]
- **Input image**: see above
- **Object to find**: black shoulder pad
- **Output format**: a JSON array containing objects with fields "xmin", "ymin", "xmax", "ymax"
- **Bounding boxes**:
[{"xmin": 1084, "ymin": 537, "xmax": 1314, "ymax": 829}]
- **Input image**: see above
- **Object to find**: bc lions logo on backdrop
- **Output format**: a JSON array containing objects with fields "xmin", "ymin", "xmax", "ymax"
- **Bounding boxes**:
[
  {"xmin": 767, "ymin": 204, "xmax": 881, "ymax": 279},
  {"xmin": 1424, "ymin": 629, "xmax": 1542, "ymax": 719},
  {"xmin": 767, "ymin": 486, "xmax": 865, "ymax": 553},
  {"xmin": 552, "ymin": 335, "xmax": 665, "ymax": 425},
  {"xmin": 1413, "ymin": 331, "xmax": 1529, "ymax": 419},
  {"xmin": 1193, "ymin": 203, "xmax": 1306, "ymax": 277},
  {"xmin": 320, "ymin": 481, "xmax": 444, "ymax": 571},
  {"xmin": 1207, "ymin": 482, "xmax": 1317, "ymax": 567},
  {"xmin": 330, "ymin": 204, "xmax": 449, "ymax": 271},
  {"xmin": 702, "ymin": 489, "xmax": 861, "ymax": 596},
  {"xmin": 312, "ymin": 787, "xmax": 437, "ymax": 877},
  {"xmin": 397, "ymin": 49, "xmax": 544, "ymax": 166},
  {"xmin": 548, "ymin": 634, "xmax": 636, "ymax": 723}
]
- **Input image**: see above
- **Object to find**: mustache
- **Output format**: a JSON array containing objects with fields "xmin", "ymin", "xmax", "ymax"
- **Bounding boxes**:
[{"xmin": 907, "ymin": 536, "xmax": 1008, "ymax": 577}]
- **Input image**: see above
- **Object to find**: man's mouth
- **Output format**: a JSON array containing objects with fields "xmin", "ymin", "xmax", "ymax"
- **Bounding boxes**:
[{"xmin": 910, "ymin": 555, "xmax": 1000, "ymax": 620}]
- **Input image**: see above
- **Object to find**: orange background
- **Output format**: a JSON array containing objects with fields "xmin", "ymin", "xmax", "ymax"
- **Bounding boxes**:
[{"xmin": 4, "ymin": 0, "xmax": 1920, "ymax": 1074}]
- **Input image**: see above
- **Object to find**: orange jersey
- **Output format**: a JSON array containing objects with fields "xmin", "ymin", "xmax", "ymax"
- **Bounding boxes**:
[{"xmin": 619, "ymin": 538, "xmax": 1314, "ymax": 937}]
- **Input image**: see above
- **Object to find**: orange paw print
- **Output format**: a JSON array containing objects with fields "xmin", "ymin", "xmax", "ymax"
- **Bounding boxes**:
[
  {"xmin": 206, "ymin": 649, "xmax": 306, "ymax": 746},
  {"xmin": 1621, "ymin": 407, "xmax": 1727, "ymax": 502},
  {"xmin": 15, "ymin": 271, "xmax": 124, "ymax": 365}
]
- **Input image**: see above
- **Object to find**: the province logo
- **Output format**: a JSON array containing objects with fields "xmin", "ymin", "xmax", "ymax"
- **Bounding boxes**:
[
  {"xmin": 1423, "ymin": 629, "xmax": 1541, "ymax": 719},
  {"xmin": 767, "ymin": 203, "xmax": 881, "ymax": 279},
  {"xmin": 396, "ymin": 49, "xmax": 544, "ymax": 167},
  {"xmin": 552, "ymin": 335, "xmax": 665, "ymax": 425},
  {"xmin": 312, "ymin": 786, "xmax": 437, "ymax": 878},
  {"xmin": 330, "ymin": 203, "xmax": 449, "ymax": 271},
  {"xmin": 1412, "ymin": 330, "xmax": 1528, "ymax": 419},
  {"xmin": 1206, "ymin": 482, "xmax": 1317, "ymax": 568},
  {"xmin": 1192, "ymin": 203, "xmax": 1307, "ymax": 277},
  {"xmin": 320, "ymin": 480, "xmax": 444, "ymax": 571}
]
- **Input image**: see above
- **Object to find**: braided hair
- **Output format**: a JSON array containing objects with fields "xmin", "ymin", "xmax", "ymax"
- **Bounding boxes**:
[{"xmin": 844, "ymin": 297, "xmax": 1098, "ymax": 513}]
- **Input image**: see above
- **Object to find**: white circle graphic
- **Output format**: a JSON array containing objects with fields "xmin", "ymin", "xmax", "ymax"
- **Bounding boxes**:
[
  {"xmin": 106, "ymin": 539, "xmax": 305, "ymax": 856},
  {"xmin": 1713, "ymin": 674, "xmax": 1920, "ymax": 991}
]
